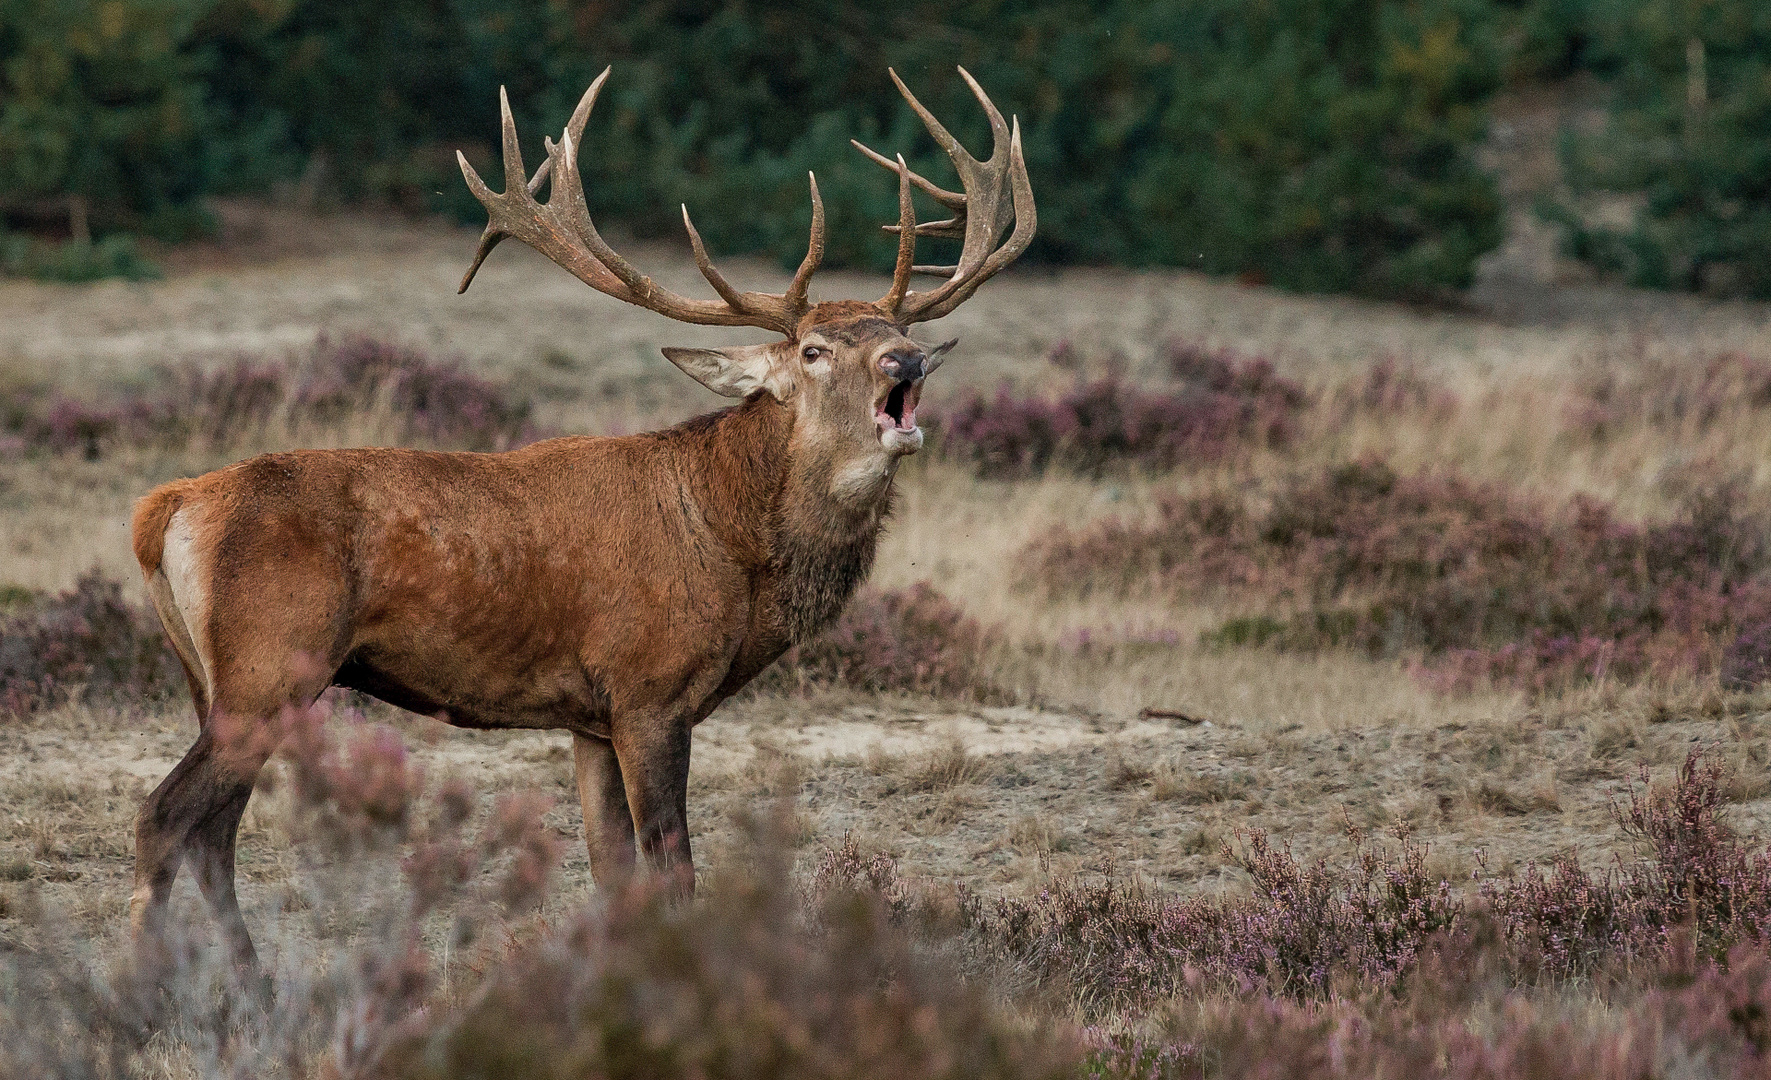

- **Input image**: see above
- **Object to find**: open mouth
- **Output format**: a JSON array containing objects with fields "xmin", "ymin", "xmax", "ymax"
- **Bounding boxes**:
[{"xmin": 875, "ymin": 379, "xmax": 922, "ymax": 436}]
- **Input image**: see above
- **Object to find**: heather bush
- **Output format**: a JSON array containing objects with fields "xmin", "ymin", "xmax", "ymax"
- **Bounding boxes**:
[
  {"xmin": 1567, "ymin": 351, "xmax": 1771, "ymax": 442},
  {"xmin": 288, "ymin": 335, "xmax": 535, "ymax": 450},
  {"xmin": 1033, "ymin": 459, "xmax": 1771, "ymax": 690},
  {"xmin": 804, "ymin": 832, "xmax": 922, "ymax": 927},
  {"xmin": 1085, "ymin": 942, "xmax": 1771, "ymax": 1080},
  {"xmin": 934, "ymin": 342, "xmax": 1305, "ymax": 480},
  {"xmin": 961, "ymin": 820, "xmax": 1461, "ymax": 1009},
  {"xmin": 1723, "ymin": 619, "xmax": 1771, "ymax": 690},
  {"xmin": 0, "ymin": 571, "xmax": 184, "ymax": 716},
  {"xmin": 0, "ymin": 334, "xmax": 538, "ymax": 459},
  {"xmin": 757, "ymin": 583, "xmax": 1004, "ymax": 701},
  {"xmin": 0, "ymin": 700, "xmax": 572, "ymax": 1077},
  {"xmin": 1332, "ymin": 355, "xmax": 1460, "ymax": 419},
  {"xmin": 11, "ymin": 731, "xmax": 1771, "ymax": 1076},
  {"xmin": 1482, "ymin": 751, "xmax": 1771, "ymax": 976},
  {"xmin": 374, "ymin": 847, "xmax": 1077, "ymax": 1080}
]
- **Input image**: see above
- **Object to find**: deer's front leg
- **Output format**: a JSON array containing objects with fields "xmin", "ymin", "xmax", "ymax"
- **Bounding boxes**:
[
  {"xmin": 572, "ymin": 733, "xmax": 636, "ymax": 889},
  {"xmin": 611, "ymin": 714, "xmax": 695, "ymax": 899}
]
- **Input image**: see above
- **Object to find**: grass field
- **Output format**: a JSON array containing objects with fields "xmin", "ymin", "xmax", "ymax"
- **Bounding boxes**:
[{"xmin": 7, "ymin": 201, "xmax": 1771, "ymax": 1076}]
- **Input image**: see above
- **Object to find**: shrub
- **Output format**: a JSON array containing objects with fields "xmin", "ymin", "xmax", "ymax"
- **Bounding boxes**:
[
  {"xmin": 1723, "ymin": 619, "xmax": 1771, "ymax": 690},
  {"xmin": 759, "ymin": 584, "xmax": 1003, "ymax": 701},
  {"xmin": 0, "ymin": 571, "xmax": 185, "ymax": 716},
  {"xmin": 1566, "ymin": 351, "xmax": 1771, "ymax": 442},
  {"xmin": 1082, "ymin": 943, "xmax": 1771, "ymax": 1080},
  {"xmin": 0, "ymin": 0, "xmax": 221, "ymax": 271},
  {"xmin": 1548, "ymin": 0, "xmax": 1771, "ymax": 297},
  {"xmin": 962, "ymin": 819, "xmax": 1462, "ymax": 1009},
  {"xmin": 0, "ymin": 334, "xmax": 539, "ymax": 458},
  {"xmin": 1031, "ymin": 460, "xmax": 1771, "ymax": 690},
  {"xmin": 0, "ymin": 698, "xmax": 571, "ymax": 1077},
  {"xmin": 0, "ymin": 233, "xmax": 161, "ymax": 282},
  {"xmin": 1334, "ymin": 355, "xmax": 1460, "ymax": 418},
  {"xmin": 538, "ymin": 0, "xmax": 1506, "ymax": 294},
  {"xmin": 375, "ymin": 840, "xmax": 1078, "ymax": 1080},
  {"xmin": 9, "ymin": 734, "xmax": 1771, "ymax": 1077},
  {"xmin": 934, "ymin": 342, "xmax": 1305, "ymax": 479},
  {"xmin": 287, "ymin": 335, "xmax": 536, "ymax": 450},
  {"xmin": 1482, "ymin": 751, "xmax": 1771, "ymax": 975}
]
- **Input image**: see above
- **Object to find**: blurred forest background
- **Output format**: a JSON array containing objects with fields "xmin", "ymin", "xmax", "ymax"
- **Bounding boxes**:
[{"xmin": 0, "ymin": 0, "xmax": 1766, "ymax": 298}]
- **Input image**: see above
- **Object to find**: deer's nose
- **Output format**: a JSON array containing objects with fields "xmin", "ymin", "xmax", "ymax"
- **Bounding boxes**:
[{"xmin": 880, "ymin": 350, "xmax": 925, "ymax": 381}]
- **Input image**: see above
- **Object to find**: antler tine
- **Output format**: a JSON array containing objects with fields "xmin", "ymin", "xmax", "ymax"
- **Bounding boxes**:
[
  {"xmin": 681, "ymin": 204, "xmax": 748, "ymax": 310},
  {"xmin": 879, "ymin": 155, "xmax": 918, "ymax": 313},
  {"xmin": 883, "ymin": 217, "xmax": 966, "ymax": 240},
  {"xmin": 458, "ymin": 79, "xmax": 616, "ymax": 295},
  {"xmin": 456, "ymin": 86, "xmax": 537, "ymax": 294},
  {"xmin": 886, "ymin": 70, "xmax": 1035, "ymax": 324},
  {"xmin": 529, "ymin": 66, "xmax": 608, "ymax": 200},
  {"xmin": 458, "ymin": 69, "xmax": 1023, "ymax": 333},
  {"xmin": 888, "ymin": 68, "xmax": 970, "ymax": 171},
  {"xmin": 849, "ymin": 138, "xmax": 965, "ymax": 210},
  {"xmin": 907, "ymin": 116, "xmax": 1036, "ymax": 322},
  {"xmin": 956, "ymin": 66, "xmax": 1012, "ymax": 160},
  {"xmin": 848, "ymin": 64, "xmax": 1006, "ymax": 217},
  {"xmin": 784, "ymin": 172, "xmax": 825, "ymax": 312},
  {"xmin": 498, "ymin": 86, "xmax": 528, "ymax": 195},
  {"xmin": 549, "ymin": 129, "xmax": 656, "ymax": 299},
  {"xmin": 456, "ymin": 154, "xmax": 505, "ymax": 293},
  {"xmin": 565, "ymin": 66, "xmax": 609, "ymax": 148},
  {"xmin": 458, "ymin": 72, "xmax": 820, "ymax": 334}
]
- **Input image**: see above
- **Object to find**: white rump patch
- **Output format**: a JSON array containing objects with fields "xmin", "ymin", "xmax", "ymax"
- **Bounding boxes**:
[{"xmin": 157, "ymin": 508, "xmax": 215, "ymax": 705}]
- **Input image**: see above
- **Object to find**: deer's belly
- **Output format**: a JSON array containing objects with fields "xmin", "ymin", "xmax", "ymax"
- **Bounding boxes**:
[{"xmin": 332, "ymin": 643, "xmax": 610, "ymax": 734}]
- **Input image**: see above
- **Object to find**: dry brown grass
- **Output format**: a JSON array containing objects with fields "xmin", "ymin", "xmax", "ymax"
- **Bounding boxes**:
[{"xmin": 901, "ymin": 735, "xmax": 993, "ymax": 793}]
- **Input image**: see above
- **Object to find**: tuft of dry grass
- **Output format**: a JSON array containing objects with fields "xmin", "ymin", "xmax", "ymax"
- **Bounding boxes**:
[
  {"xmin": 1470, "ymin": 779, "xmax": 1561, "ymax": 817},
  {"xmin": 902, "ymin": 736, "xmax": 993, "ymax": 793},
  {"xmin": 1151, "ymin": 766, "xmax": 1252, "ymax": 806}
]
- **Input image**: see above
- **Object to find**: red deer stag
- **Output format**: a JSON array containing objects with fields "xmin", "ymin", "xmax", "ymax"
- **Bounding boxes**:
[{"xmin": 128, "ymin": 67, "xmax": 1034, "ymax": 965}]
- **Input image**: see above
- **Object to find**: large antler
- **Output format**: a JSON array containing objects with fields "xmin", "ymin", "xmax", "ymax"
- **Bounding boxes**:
[
  {"xmin": 851, "ymin": 67, "xmax": 1036, "ymax": 324},
  {"xmin": 457, "ymin": 67, "xmax": 825, "ymax": 336}
]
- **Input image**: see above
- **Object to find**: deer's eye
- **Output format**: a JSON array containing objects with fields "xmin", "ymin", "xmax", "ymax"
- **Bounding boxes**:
[{"xmin": 801, "ymin": 345, "xmax": 824, "ymax": 362}]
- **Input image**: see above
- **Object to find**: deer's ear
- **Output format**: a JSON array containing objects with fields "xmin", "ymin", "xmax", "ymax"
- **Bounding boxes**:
[
  {"xmin": 661, "ymin": 344, "xmax": 792, "ymax": 401},
  {"xmin": 924, "ymin": 338, "xmax": 959, "ymax": 376}
]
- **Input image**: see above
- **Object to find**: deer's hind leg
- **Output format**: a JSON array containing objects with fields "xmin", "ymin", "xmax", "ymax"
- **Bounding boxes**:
[
  {"xmin": 132, "ymin": 723, "xmax": 280, "ymax": 969},
  {"xmin": 133, "ymin": 554, "xmax": 345, "ymax": 969}
]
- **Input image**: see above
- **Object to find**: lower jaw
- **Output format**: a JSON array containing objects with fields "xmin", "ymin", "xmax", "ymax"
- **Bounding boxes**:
[{"xmin": 878, "ymin": 426, "xmax": 923, "ymax": 456}]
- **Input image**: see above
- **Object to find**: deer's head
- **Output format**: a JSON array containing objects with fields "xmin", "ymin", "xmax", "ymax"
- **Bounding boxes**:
[
  {"xmin": 457, "ymin": 67, "xmax": 1034, "ymax": 490},
  {"xmin": 660, "ymin": 303, "xmax": 955, "ymax": 464}
]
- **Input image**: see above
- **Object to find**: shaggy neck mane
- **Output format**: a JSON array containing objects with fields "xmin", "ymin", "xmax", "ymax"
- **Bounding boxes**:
[{"xmin": 651, "ymin": 394, "xmax": 893, "ymax": 643}]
